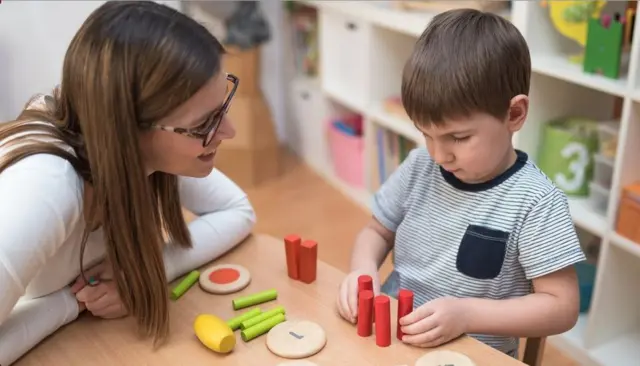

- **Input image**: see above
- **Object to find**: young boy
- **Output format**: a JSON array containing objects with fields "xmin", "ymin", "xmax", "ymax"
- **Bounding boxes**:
[{"xmin": 335, "ymin": 9, "xmax": 585, "ymax": 357}]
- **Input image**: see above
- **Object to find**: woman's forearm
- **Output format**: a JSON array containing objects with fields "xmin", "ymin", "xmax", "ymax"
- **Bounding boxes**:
[
  {"xmin": 164, "ymin": 201, "xmax": 256, "ymax": 282},
  {"xmin": 0, "ymin": 288, "xmax": 79, "ymax": 366}
]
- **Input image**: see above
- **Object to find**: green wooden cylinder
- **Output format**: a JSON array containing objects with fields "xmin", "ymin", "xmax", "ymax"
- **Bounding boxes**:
[{"xmin": 537, "ymin": 118, "xmax": 599, "ymax": 196}]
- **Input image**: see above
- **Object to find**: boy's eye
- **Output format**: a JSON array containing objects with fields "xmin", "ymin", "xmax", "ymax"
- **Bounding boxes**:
[{"xmin": 453, "ymin": 136, "xmax": 470, "ymax": 142}]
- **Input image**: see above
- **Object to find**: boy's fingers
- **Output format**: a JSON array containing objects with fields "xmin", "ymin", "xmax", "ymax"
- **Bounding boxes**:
[
  {"xmin": 347, "ymin": 284, "xmax": 358, "ymax": 322},
  {"xmin": 418, "ymin": 335, "xmax": 447, "ymax": 348},
  {"xmin": 399, "ymin": 303, "xmax": 434, "ymax": 325},
  {"xmin": 401, "ymin": 313, "xmax": 438, "ymax": 336},
  {"xmin": 337, "ymin": 282, "xmax": 351, "ymax": 321},
  {"xmin": 403, "ymin": 327, "xmax": 442, "ymax": 346}
]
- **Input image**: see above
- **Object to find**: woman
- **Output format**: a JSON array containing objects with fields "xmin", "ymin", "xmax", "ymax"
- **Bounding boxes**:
[{"xmin": 0, "ymin": 1, "xmax": 256, "ymax": 364}]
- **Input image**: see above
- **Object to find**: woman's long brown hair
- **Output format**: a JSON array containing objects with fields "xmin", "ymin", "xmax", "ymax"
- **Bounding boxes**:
[{"xmin": 0, "ymin": 1, "xmax": 225, "ymax": 345}]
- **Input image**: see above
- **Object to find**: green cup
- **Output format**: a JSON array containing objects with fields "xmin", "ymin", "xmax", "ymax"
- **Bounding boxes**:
[{"xmin": 537, "ymin": 117, "xmax": 599, "ymax": 196}]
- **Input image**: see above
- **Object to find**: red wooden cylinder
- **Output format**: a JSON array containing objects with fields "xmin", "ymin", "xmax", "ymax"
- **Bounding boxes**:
[
  {"xmin": 358, "ymin": 275, "xmax": 373, "ymax": 293},
  {"xmin": 357, "ymin": 289, "xmax": 374, "ymax": 337},
  {"xmin": 374, "ymin": 295, "xmax": 391, "ymax": 347},
  {"xmin": 358, "ymin": 275, "xmax": 375, "ymax": 322},
  {"xmin": 397, "ymin": 289, "xmax": 414, "ymax": 340}
]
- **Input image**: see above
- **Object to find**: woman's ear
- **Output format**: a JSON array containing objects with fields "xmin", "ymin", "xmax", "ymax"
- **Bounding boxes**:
[{"xmin": 506, "ymin": 94, "xmax": 528, "ymax": 133}]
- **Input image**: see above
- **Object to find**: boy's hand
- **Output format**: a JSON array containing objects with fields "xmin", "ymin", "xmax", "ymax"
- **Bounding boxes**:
[
  {"xmin": 336, "ymin": 269, "xmax": 380, "ymax": 324},
  {"xmin": 399, "ymin": 296, "xmax": 468, "ymax": 348}
]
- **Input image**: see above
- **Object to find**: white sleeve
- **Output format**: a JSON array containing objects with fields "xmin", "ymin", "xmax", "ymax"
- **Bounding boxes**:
[
  {"xmin": 0, "ymin": 154, "xmax": 83, "ymax": 365},
  {"xmin": 163, "ymin": 168, "xmax": 256, "ymax": 282},
  {"xmin": 0, "ymin": 289, "xmax": 79, "ymax": 366}
]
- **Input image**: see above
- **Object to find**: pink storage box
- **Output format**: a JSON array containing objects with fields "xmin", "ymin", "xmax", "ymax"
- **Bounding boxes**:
[{"xmin": 327, "ymin": 119, "xmax": 364, "ymax": 188}]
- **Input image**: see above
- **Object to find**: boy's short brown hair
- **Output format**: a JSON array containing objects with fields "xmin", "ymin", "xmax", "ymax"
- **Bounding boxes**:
[{"xmin": 401, "ymin": 8, "xmax": 530, "ymax": 127}]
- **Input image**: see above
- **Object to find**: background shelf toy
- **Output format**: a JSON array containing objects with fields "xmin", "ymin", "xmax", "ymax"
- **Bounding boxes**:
[
  {"xmin": 583, "ymin": 13, "xmax": 624, "ymax": 78},
  {"xmin": 616, "ymin": 182, "xmax": 640, "ymax": 243},
  {"xmin": 536, "ymin": 117, "xmax": 599, "ymax": 196},
  {"xmin": 583, "ymin": 2, "xmax": 636, "ymax": 78},
  {"xmin": 540, "ymin": 0, "xmax": 607, "ymax": 64}
]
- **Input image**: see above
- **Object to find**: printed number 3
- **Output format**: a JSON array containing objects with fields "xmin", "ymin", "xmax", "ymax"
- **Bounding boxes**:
[{"xmin": 555, "ymin": 142, "xmax": 589, "ymax": 192}]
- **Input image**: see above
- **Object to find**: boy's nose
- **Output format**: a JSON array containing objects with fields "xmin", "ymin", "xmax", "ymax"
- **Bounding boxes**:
[{"xmin": 432, "ymin": 146, "xmax": 453, "ymax": 166}]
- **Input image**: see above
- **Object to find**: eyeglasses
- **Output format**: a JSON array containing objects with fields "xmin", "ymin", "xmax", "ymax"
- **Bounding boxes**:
[{"xmin": 144, "ymin": 73, "xmax": 239, "ymax": 147}]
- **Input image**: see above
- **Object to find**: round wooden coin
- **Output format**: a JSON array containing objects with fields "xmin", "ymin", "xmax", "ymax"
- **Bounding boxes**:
[
  {"xmin": 266, "ymin": 320, "xmax": 326, "ymax": 359},
  {"xmin": 414, "ymin": 350, "xmax": 476, "ymax": 366},
  {"xmin": 199, "ymin": 264, "xmax": 251, "ymax": 294}
]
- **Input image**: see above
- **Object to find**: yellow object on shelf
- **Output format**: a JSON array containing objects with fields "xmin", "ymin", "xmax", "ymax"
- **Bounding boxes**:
[
  {"xmin": 541, "ymin": 0, "xmax": 606, "ymax": 64},
  {"xmin": 194, "ymin": 314, "xmax": 236, "ymax": 354}
]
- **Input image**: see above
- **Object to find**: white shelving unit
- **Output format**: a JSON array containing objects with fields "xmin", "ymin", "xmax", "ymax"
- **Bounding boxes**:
[{"xmin": 283, "ymin": 2, "xmax": 640, "ymax": 365}]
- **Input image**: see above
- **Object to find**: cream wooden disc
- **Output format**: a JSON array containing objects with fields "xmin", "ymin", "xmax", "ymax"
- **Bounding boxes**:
[
  {"xmin": 266, "ymin": 320, "xmax": 326, "ymax": 359},
  {"xmin": 414, "ymin": 350, "xmax": 476, "ymax": 366},
  {"xmin": 199, "ymin": 264, "xmax": 251, "ymax": 294},
  {"xmin": 276, "ymin": 361, "xmax": 318, "ymax": 366}
]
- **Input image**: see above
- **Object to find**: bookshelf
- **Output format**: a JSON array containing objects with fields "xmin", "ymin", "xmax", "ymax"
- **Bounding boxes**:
[{"xmin": 283, "ymin": 1, "xmax": 640, "ymax": 365}]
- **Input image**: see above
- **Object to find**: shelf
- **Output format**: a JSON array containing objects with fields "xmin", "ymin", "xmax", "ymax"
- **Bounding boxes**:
[
  {"xmin": 567, "ymin": 197, "xmax": 608, "ymax": 238},
  {"xmin": 367, "ymin": 104, "xmax": 424, "ymax": 147},
  {"xmin": 301, "ymin": 0, "xmax": 434, "ymax": 38},
  {"xmin": 317, "ymin": 165, "xmax": 371, "ymax": 211},
  {"xmin": 549, "ymin": 314, "xmax": 590, "ymax": 365},
  {"xmin": 590, "ymin": 331, "xmax": 640, "ymax": 366},
  {"xmin": 552, "ymin": 313, "xmax": 640, "ymax": 366},
  {"xmin": 323, "ymin": 84, "xmax": 365, "ymax": 114},
  {"xmin": 610, "ymin": 233, "xmax": 640, "ymax": 260},
  {"xmin": 531, "ymin": 54, "xmax": 630, "ymax": 98},
  {"xmin": 283, "ymin": 2, "xmax": 640, "ymax": 365}
]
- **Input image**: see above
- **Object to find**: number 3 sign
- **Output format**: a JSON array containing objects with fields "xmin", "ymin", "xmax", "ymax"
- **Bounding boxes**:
[
  {"xmin": 537, "ymin": 118, "xmax": 598, "ymax": 196},
  {"xmin": 555, "ymin": 142, "xmax": 590, "ymax": 192}
]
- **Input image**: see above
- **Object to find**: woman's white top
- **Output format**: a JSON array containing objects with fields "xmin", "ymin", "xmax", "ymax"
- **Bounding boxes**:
[{"xmin": 0, "ymin": 102, "xmax": 257, "ymax": 365}]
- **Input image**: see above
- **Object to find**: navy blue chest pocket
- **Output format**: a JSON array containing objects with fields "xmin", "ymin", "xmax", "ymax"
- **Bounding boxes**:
[{"xmin": 456, "ymin": 224, "xmax": 510, "ymax": 280}]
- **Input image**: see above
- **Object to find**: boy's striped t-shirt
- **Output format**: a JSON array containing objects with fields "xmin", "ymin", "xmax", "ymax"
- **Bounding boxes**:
[{"xmin": 375, "ymin": 147, "xmax": 586, "ymax": 355}]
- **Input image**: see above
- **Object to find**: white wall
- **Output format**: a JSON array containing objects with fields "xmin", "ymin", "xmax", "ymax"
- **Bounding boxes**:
[
  {"xmin": 183, "ymin": 0, "xmax": 287, "ymax": 143},
  {"xmin": 0, "ymin": 1, "xmax": 106, "ymax": 121},
  {"xmin": 0, "ymin": 1, "xmax": 288, "ymax": 144}
]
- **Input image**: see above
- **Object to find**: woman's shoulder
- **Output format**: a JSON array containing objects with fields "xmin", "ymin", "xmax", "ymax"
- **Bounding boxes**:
[
  {"xmin": 1, "ymin": 153, "xmax": 84, "ymax": 198},
  {"xmin": 1, "ymin": 153, "xmax": 84, "ymax": 234}
]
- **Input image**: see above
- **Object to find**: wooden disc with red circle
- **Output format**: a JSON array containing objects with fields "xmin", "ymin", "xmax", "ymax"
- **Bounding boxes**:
[{"xmin": 199, "ymin": 264, "xmax": 251, "ymax": 294}]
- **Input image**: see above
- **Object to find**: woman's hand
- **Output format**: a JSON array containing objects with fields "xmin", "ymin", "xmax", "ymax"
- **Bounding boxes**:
[{"xmin": 70, "ymin": 259, "xmax": 128, "ymax": 319}]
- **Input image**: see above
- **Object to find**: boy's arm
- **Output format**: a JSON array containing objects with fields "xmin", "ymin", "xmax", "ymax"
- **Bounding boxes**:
[
  {"xmin": 350, "ymin": 148, "xmax": 422, "ymax": 272},
  {"xmin": 463, "ymin": 266, "xmax": 580, "ymax": 337},
  {"xmin": 463, "ymin": 188, "xmax": 585, "ymax": 337},
  {"xmin": 350, "ymin": 217, "xmax": 395, "ymax": 274}
]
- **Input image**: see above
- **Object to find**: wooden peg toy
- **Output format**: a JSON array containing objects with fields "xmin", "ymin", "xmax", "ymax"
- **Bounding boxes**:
[
  {"xmin": 298, "ymin": 239, "xmax": 317, "ymax": 284},
  {"xmin": 374, "ymin": 295, "xmax": 391, "ymax": 347},
  {"xmin": 357, "ymin": 274, "xmax": 373, "ymax": 293},
  {"xmin": 397, "ymin": 289, "xmax": 414, "ymax": 340},
  {"xmin": 357, "ymin": 289, "xmax": 373, "ymax": 337},
  {"xmin": 284, "ymin": 234, "xmax": 301, "ymax": 280},
  {"xmin": 357, "ymin": 274, "xmax": 375, "ymax": 322}
]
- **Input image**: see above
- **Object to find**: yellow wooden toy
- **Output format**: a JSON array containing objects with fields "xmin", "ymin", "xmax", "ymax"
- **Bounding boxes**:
[
  {"xmin": 193, "ymin": 314, "xmax": 236, "ymax": 353},
  {"xmin": 540, "ymin": 0, "xmax": 607, "ymax": 63}
]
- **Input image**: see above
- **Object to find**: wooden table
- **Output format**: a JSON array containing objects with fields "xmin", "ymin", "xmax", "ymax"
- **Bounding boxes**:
[{"xmin": 16, "ymin": 234, "xmax": 525, "ymax": 366}]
